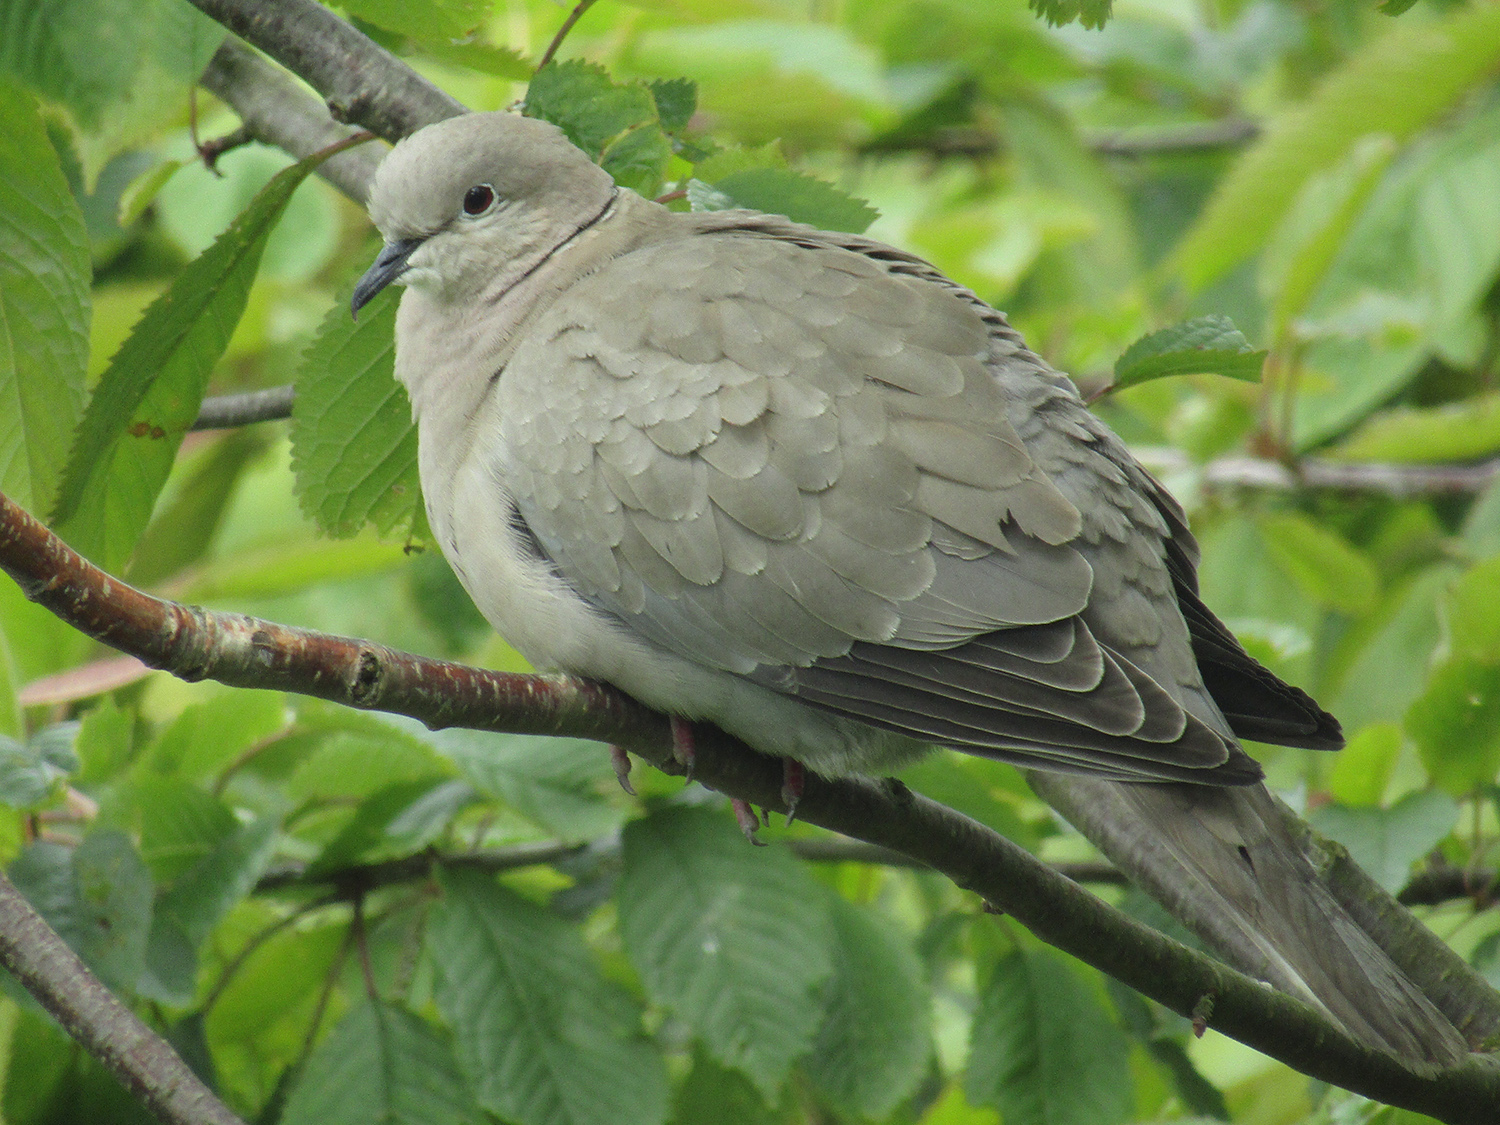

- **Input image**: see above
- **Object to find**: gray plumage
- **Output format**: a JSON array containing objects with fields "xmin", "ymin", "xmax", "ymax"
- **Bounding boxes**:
[{"xmin": 356, "ymin": 111, "xmax": 1469, "ymax": 1066}]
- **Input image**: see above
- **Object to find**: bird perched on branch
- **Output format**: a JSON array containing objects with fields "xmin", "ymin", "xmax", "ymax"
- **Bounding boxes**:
[{"xmin": 354, "ymin": 111, "xmax": 1469, "ymax": 1067}]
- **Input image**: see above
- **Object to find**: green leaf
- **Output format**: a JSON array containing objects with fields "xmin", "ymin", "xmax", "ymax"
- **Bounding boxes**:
[
  {"xmin": 1308, "ymin": 790, "xmax": 1459, "ymax": 892},
  {"xmin": 966, "ymin": 948, "xmax": 1132, "ymax": 1125},
  {"xmin": 1327, "ymin": 392, "xmax": 1500, "ymax": 464},
  {"xmin": 1257, "ymin": 512, "xmax": 1379, "ymax": 614},
  {"xmin": 649, "ymin": 78, "xmax": 697, "ymax": 133},
  {"xmin": 601, "ymin": 125, "xmax": 673, "ymax": 197},
  {"xmin": 803, "ymin": 895, "xmax": 930, "ymax": 1119},
  {"xmin": 1111, "ymin": 315, "xmax": 1265, "ymax": 391},
  {"xmin": 0, "ymin": 623, "xmax": 18, "ymax": 740},
  {"xmin": 1171, "ymin": 2, "xmax": 1500, "ymax": 291},
  {"xmin": 0, "ymin": 80, "xmax": 89, "ymax": 515},
  {"xmin": 672, "ymin": 1050, "xmax": 779, "ymax": 1125},
  {"xmin": 1258, "ymin": 134, "xmax": 1396, "ymax": 343},
  {"xmin": 618, "ymin": 806, "xmax": 834, "ymax": 1098},
  {"xmin": 53, "ymin": 142, "xmax": 349, "ymax": 570},
  {"xmin": 0, "ymin": 721, "xmax": 79, "ymax": 809},
  {"xmin": 1446, "ymin": 556, "xmax": 1500, "ymax": 662},
  {"xmin": 430, "ymin": 869, "xmax": 669, "ymax": 1125},
  {"xmin": 307, "ymin": 778, "xmax": 454, "ymax": 875},
  {"xmin": 341, "ymin": 0, "xmax": 489, "ymax": 43},
  {"xmin": 1325, "ymin": 723, "xmax": 1401, "ymax": 808},
  {"xmin": 281, "ymin": 998, "xmax": 483, "ymax": 1125},
  {"xmin": 10, "ymin": 831, "xmax": 153, "ymax": 995},
  {"xmin": 694, "ymin": 168, "xmax": 879, "ymax": 234},
  {"xmin": 426, "ymin": 730, "xmax": 624, "ymax": 841},
  {"xmin": 1407, "ymin": 658, "xmax": 1500, "ymax": 796},
  {"xmin": 525, "ymin": 61, "xmax": 659, "ymax": 161},
  {"xmin": 145, "ymin": 689, "xmax": 286, "ymax": 781},
  {"xmin": 418, "ymin": 40, "xmax": 532, "ymax": 79},
  {"xmin": 1027, "ymin": 0, "xmax": 1112, "ymax": 30},
  {"xmin": 0, "ymin": 0, "xmax": 145, "ymax": 127},
  {"xmin": 100, "ymin": 774, "xmax": 236, "ymax": 883},
  {"xmin": 292, "ymin": 282, "xmax": 421, "ymax": 538},
  {"xmin": 156, "ymin": 811, "xmax": 278, "ymax": 946},
  {"xmin": 150, "ymin": 0, "xmax": 225, "ymax": 80}
]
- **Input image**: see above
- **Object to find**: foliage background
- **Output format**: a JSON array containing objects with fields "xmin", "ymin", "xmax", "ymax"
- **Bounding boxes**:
[{"xmin": 3, "ymin": 0, "xmax": 1500, "ymax": 1123}]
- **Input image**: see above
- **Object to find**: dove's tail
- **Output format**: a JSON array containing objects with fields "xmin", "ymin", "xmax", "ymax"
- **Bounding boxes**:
[{"xmin": 1028, "ymin": 773, "xmax": 1490, "ymax": 1070}]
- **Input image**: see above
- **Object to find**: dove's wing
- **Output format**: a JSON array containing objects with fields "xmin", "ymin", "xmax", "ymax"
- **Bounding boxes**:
[{"xmin": 499, "ymin": 218, "xmax": 1259, "ymax": 783}]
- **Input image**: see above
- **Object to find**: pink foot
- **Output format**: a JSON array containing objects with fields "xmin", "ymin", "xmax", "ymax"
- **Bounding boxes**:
[
  {"xmin": 731, "ymin": 798, "xmax": 767, "ymax": 845},
  {"xmin": 781, "ymin": 759, "xmax": 806, "ymax": 825},
  {"xmin": 670, "ymin": 716, "xmax": 696, "ymax": 781},
  {"xmin": 609, "ymin": 745, "xmax": 636, "ymax": 796}
]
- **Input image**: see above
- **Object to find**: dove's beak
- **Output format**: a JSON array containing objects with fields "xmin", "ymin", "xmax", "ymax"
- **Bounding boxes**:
[{"xmin": 352, "ymin": 237, "xmax": 424, "ymax": 319}]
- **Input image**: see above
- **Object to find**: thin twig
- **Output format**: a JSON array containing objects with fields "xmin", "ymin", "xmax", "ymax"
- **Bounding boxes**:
[
  {"xmin": 192, "ymin": 385, "xmax": 296, "ymax": 431},
  {"xmin": 536, "ymin": 0, "xmax": 600, "ymax": 71}
]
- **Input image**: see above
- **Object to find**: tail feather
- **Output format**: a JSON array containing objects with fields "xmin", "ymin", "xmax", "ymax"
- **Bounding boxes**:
[{"xmin": 1028, "ymin": 772, "xmax": 1476, "ymax": 1069}]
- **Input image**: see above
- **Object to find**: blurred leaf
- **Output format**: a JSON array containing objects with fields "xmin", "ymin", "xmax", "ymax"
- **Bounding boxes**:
[
  {"xmin": 898, "ymin": 755, "xmax": 1038, "ymax": 849},
  {"xmin": 0, "ymin": 721, "xmax": 79, "ymax": 809},
  {"xmin": 176, "ymin": 536, "xmax": 409, "ymax": 602},
  {"xmin": 1257, "ymin": 512, "xmax": 1379, "ymax": 614},
  {"xmin": 1407, "ymin": 658, "xmax": 1500, "ymax": 796},
  {"xmin": 1104, "ymin": 980, "xmax": 1228, "ymax": 1120},
  {"xmin": 307, "ymin": 777, "xmax": 453, "ymax": 875},
  {"xmin": 672, "ymin": 1050, "xmax": 779, "ymax": 1125},
  {"xmin": 649, "ymin": 78, "xmax": 697, "ymax": 133},
  {"xmin": 1258, "ymin": 134, "xmax": 1395, "ymax": 343},
  {"xmin": 151, "ymin": 0, "xmax": 225, "ymax": 79},
  {"xmin": 1111, "ymin": 315, "xmax": 1264, "ymax": 391},
  {"xmin": 525, "ymin": 60, "xmax": 659, "ymax": 160},
  {"xmin": 1445, "ymin": 555, "xmax": 1500, "ymax": 663},
  {"xmin": 426, "ymin": 730, "xmax": 623, "ymax": 841},
  {"xmin": 601, "ymin": 124, "xmax": 673, "ymax": 197},
  {"xmin": 205, "ymin": 919, "xmax": 346, "ymax": 1042},
  {"xmin": 1172, "ymin": 3, "xmax": 1500, "ymax": 291},
  {"xmin": 53, "ymin": 144, "xmax": 344, "ymax": 570},
  {"xmin": 1328, "ymin": 392, "xmax": 1500, "ymax": 464},
  {"xmin": 431, "ymin": 868, "xmax": 668, "ymax": 1125},
  {"xmin": 1325, "ymin": 723, "xmax": 1401, "ymax": 808},
  {"xmin": 0, "ymin": 624, "xmax": 19, "ymax": 740},
  {"xmin": 342, "ymin": 0, "xmax": 488, "ymax": 43},
  {"xmin": 618, "ymin": 806, "xmax": 834, "ymax": 1098},
  {"xmin": 146, "ymin": 689, "xmax": 285, "ymax": 781},
  {"xmin": 100, "ymin": 774, "xmax": 235, "ymax": 883},
  {"xmin": 10, "ymin": 831, "xmax": 153, "ymax": 994},
  {"xmin": 692, "ymin": 168, "xmax": 878, "ymax": 233},
  {"xmin": 419, "ymin": 39, "xmax": 532, "ymax": 79},
  {"xmin": 1308, "ymin": 790, "xmax": 1458, "ymax": 892},
  {"xmin": 156, "ymin": 811, "xmax": 279, "ymax": 946},
  {"xmin": 288, "ymin": 728, "xmax": 449, "ymax": 803},
  {"xmin": 0, "ymin": 80, "xmax": 89, "ymax": 515},
  {"xmin": 0, "ymin": 0, "xmax": 143, "ymax": 127},
  {"xmin": 281, "ymin": 998, "xmax": 482, "ymax": 1125},
  {"xmin": 966, "ymin": 948, "xmax": 1132, "ymax": 1125},
  {"xmin": 804, "ymin": 895, "xmax": 930, "ymax": 1119},
  {"xmin": 291, "ymin": 283, "xmax": 421, "ymax": 538}
]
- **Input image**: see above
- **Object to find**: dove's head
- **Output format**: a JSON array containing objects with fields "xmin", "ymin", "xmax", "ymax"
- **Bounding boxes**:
[{"xmin": 353, "ymin": 112, "xmax": 616, "ymax": 316}]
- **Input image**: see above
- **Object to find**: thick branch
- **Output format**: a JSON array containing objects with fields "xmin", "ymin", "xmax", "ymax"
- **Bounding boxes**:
[
  {"xmin": 188, "ymin": 0, "xmax": 462, "ymax": 142},
  {"xmin": 3, "ymin": 492, "xmax": 1500, "ymax": 1121},
  {"xmin": 0, "ymin": 872, "xmax": 244, "ymax": 1125}
]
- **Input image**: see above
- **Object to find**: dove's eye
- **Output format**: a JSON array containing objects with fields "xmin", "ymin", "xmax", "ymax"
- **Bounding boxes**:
[{"xmin": 462, "ymin": 184, "xmax": 498, "ymax": 217}]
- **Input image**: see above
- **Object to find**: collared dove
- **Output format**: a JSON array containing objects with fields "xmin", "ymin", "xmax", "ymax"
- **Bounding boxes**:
[{"xmin": 354, "ymin": 111, "xmax": 1469, "ymax": 1066}]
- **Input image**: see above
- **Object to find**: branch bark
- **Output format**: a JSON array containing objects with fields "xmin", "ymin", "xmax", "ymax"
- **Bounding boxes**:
[
  {"xmin": 0, "ymin": 872, "xmax": 245, "ymax": 1125},
  {"xmin": 4, "ymin": 491, "xmax": 1500, "ymax": 1121}
]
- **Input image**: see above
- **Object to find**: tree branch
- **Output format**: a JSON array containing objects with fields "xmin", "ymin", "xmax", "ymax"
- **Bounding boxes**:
[
  {"xmin": 188, "ymin": 0, "xmax": 462, "ymax": 142},
  {"xmin": 0, "ymin": 872, "xmax": 245, "ymax": 1125},
  {"xmin": 4, "ymin": 491, "xmax": 1500, "ymax": 1122},
  {"xmin": 191, "ymin": 385, "xmax": 296, "ymax": 431}
]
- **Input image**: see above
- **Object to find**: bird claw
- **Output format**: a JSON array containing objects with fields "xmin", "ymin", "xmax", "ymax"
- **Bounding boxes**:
[
  {"xmin": 781, "ymin": 759, "xmax": 805, "ymax": 826},
  {"xmin": 670, "ymin": 716, "xmax": 696, "ymax": 783},
  {"xmin": 609, "ymin": 745, "xmax": 636, "ymax": 796},
  {"xmin": 731, "ymin": 798, "xmax": 767, "ymax": 845}
]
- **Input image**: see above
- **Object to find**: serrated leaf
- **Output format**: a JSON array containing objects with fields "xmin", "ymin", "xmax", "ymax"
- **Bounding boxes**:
[
  {"xmin": 1406, "ymin": 658, "xmax": 1500, "ymax": 796},
  {"xmin": 1258, "ymin": 512, "xmax": 1379, "ymax": 614},
  {"xmin": 1111, "ymin": 315, "xmax": 1265, "ymax": 391},
  {"xmin": 292, "ymin": 283, "xmax": 421, "ymax": 538},
  {"xmin": 281, "ymin": 998, "xmax": 482, "ymax": 1125},
  {"xmin": 1309, "ymin": 790, "xmax": 1459, "ymax": 892},
  {"xmin": 10, "ymin": 831, "xmax": 153, "ymax": 995},
  {"xmin": 803, "ymin": 895, "xmax": 930, "ymax": 1119},
  {"xmin": 966, "ymin": 948, "xmax": 1132, "ymax": 1125},
  {"xmin": 0, "ymin": 722, "xmax": 79, "ymax": 809},
  {"xmin": 54, "ymin": 143, "xmax": 349, "ymax": 570},
  {"xmin": 1328, "ymin": 392, "xmax": 1500, "ymax": 464},
  {"xmin": 601, "ymin": 124, "xmax": 672, "ymax": 197},
  {"xmin": 618, "ymin": 806, "xmax": 834, "ymax": 1098},
  {"xmin": 1028, "ymin": 0, "xmax": 1112, "ymax": 30},
  {"xmin": 1172, "ymin": 3, "xmax": 1500, "ymax": 291},
  {"xmin": 0, "ymin": 0, "xmax": 145, "ymax": 127},
  {"xmin": 697, "ymin": 168, "xmax": 878, "ymax": 234},
  {"xmin": 525, "ymin": 61, "xmax": 659, "ymax": 161},
  {"xmin": 430, "ymin": 869, "xmax": 668, "ymax": 1125},
  {"xmin": 649, "ymin": 78, "xmax": 697, "ymax": 133},
  {"xmin": 426, "ymin": 730, "xmax": 623, "ymax": 841},
  {"xmin": 0, "ymin": 80, "xmax": 90, "ymax": 515}
]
